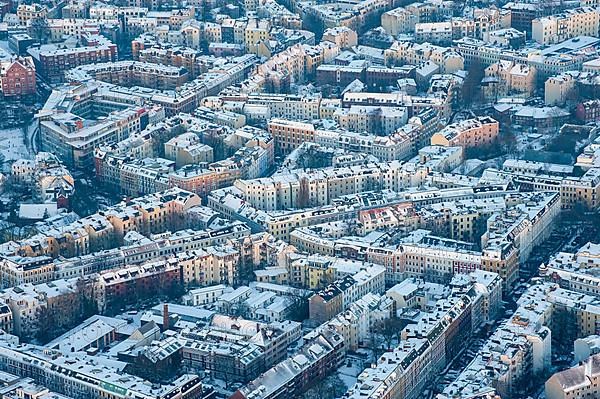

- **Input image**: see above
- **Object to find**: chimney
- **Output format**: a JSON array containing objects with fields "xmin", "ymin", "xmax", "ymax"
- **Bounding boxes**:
[{"xmin": 163, "ymin": 304, "xmax": 169, "ymax": 331}]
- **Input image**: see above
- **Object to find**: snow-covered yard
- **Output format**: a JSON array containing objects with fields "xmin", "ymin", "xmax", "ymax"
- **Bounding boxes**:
[
  {"xmin": 336, "ymin": 357, "xmax": 366, "ymax": 390},
  {"xmin": 0, "ymin": 128, "xmax": 31, "ymax": 172}
]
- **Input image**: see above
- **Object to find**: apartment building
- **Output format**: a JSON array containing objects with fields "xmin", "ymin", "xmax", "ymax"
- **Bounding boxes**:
[
  {"xmin": 48, "ymin": 222, "xmax": 250, "ymax": 281},
  {"xmin": 95, "ymin": 261, "xmax": 182, "ymax": 313},
  {"xmin": 16, "ymin": 4, "xmax": 47, "ymax": 26},
  {"xmin": 292, "ymin": 226, "xmax": 480, "ymax": 284},
  {"xmin": 441, "ymin": 282, "xmax": 600, "ymax": 398},
  {"xmin": 576, "ymin": 140, "xmax": 600, "ymax": 171},
  {"xmin": 45, "ymin": 18, "xmax": 105, "ymax": 42},
  {"xmin": 41, "ymin": 108, "xmax": 151, "ymax": 169},
  {"xmin": 314, "ymin": 292, "xmax": 392, "ymax": 351},
  {"xmin": 232, "ymin": 160, "xmax": 417, "ymax": 211},
  {"xmin": 60, "ymin": 54, "xmax": 255, "ymax": 119},
  {"xmin": 66, "ymin": 61, "xmax": 189, "ymax": 90},
  {"xmin": 247, "ymin": 93, "xmax": 321, "ymax": 122},
  {"xmin": 133, "ymin": 40, "xmax": 203, "ymax": 77},
  {"xmin": 181, "ymin": 318, "xmax": 283, "ymax": 383},
  {"xmin": 381, "ymin": 1, "xmax": 457, "ymax": 37},
  {"xmin": 455, "ymin": 37, "xmax": 593, "ymax": 80},
  {"xmin": 431, "ymin": 116, "xmax": 500, "ymax": 149},
  {"xmin": 315, "ymin": 64, "xmax": 366, "ymax": 87},
  {"xmin": 0, "ymin": 278, "xmax": 83, "ymax": 338},
  {"xmin": 545, "ymin": 72, "xmax": 579, "ymax": 105},
  {"xmin": 96, "ymin": 130, "xmax": 272, "ymax": 198},
  {"xmin": 11, "ymin": 152, "xmax": 74, "ymax": 206},
  {"xmin": 545, "ymin": 354, "xmax": 600, "ymax": 399},
  {"xmin": 234, "ymin": 277, "xmax": 397, "ymax": 399},
  {"xmin": 0, "ymin": 56, "xmax": 35, "ymax": 97},
  {"xmin": 483, "ymin": 60, "xmax": 536, "ymax": 99},
  {"xmin": 28, "ymin": 34, "xmax": 118, "ymax": 82},
  {"xmin": 502, "ymin": 159, "xmax": 573, "ymax": 177},
  {"xmin": 541, "ymin": 242, "xmax": 600, "ymax": 296},
  {"xmin": 268, "ymin": 118, "xmax": 316, "ymax": 154},
  {"xmin": 334, "ymin": 105, "xmax": 408, "ymax": 135},
  {"xmin": 289, "ymin": 192, "xmax": 558, "ymax": 290},
  {"xmin": 0, "ymin": 344, "xmax": 207, "ymax": 399},
  {"xmin": 244, "ymin": 18, "xmax": 270, "ymax": 54},
  {"xmin": 61, "ymin": 2, "xmax": 87, "ymax": 18},
  {"xmin": 502, "ymin": 2, "xmax": 541, "ymax": 33},
  {"xmin": 414, "ymin": 22, "xmax": 452, "ymax": 44},
  {"xmin": 576, "ymin": 99, "xmax": 600, "ymax": 122},
  {"xmin": 211, "ymin": 183, "xmax": 511, "ymax": 242},
  {"xmin": 303, "ymin": 43, "xmax": 339, "ymax": 78},
  {"xmin": 384, "ymin": 41, "xmax": 465, "ymax": 74},
  {"xmin": 0, "ymin": 256, "xmax": 55, "ymax": 289},
  {"xmin": 345, "ymin": 271, "xmax": 502, "ymax": 399},
  {"xmin": 381, "ymin": 7, "xmax": 419, "ymax": 36},
  {"xmin": 303, "ymin": 0, "xmax": 392, "ymax": 32},
  {"xmin": 481, "ymin": 192, "xmax": 560, "ymax": 289},
  {"xmin": 0, "ymin": 188, "xmax": 201, "ymax": 264},
  {"xmin": 177, "ymin": 246, "xmax": 240, "ymax": 286},
  {"xmin": 232, "ymin": 329, "xmax": 344, "ymax": 399},
  {"xmin": 38, "ymin": 83, "xmax": 155, "ymax": 168},
  {"xmin": 164, "ymin": 133, "xmax": 214, "ymax": 167},
  {"xmin": 483, "ymin": 28, "xmax": 527, "ymax": 48},
  {"xmin": 512, "ymin": 105, "xmax": 570, "ymax": 130},
  {"xmin": 313, "ymin": 116, "xmax": 433, "ymax": 162},
  {"xmin": 99, "ymin": 189, "xmax": 201, "ymax": 242},
  {"xmin": 532, "ymin": 7, "xmax": 600, "ymax": 45},
  {"xmin": 322, "ymin": 26, "xmax": 357, "ymax": 49},
  {"xmin": 561, "ymin": 168, "xmax": 600, "ymax": 209},
  {"xmin": 309, "ymin": 264, "xmax": 386, "ymax": 323}
]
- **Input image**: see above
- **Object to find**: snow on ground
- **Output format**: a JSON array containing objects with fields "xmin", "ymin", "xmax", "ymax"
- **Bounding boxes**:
[
  {"xmin": 0, "ymin": 128, "xmax": 31, "ymax": 172},
  {"xmin": 0, "ymin": 41, "xmax": 14, "ymax": 60},
  {"xmin": 337, "ymin": 359, "xmax": 363, "ymax": 390},
  {"xmin": 26, "ymin": 119, "xmax": 39, "ymax": 153}
]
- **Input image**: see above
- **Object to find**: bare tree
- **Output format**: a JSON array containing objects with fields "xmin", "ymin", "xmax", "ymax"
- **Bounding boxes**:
[
  {"xmin": 302, "ymin": 14, "xmax": 325, "ymax": 42},
  {"xmin": 296, "ymin": 176, "xmax": 310, "ymax": 209},
  {"xmin": 460, "ymin": 59, "xmax": 485, "ymax": 108},
  {"xmin": 375, "ymin": 317, "xmax": 405, "ymax": 350},
  {"xmin": 230, "ymin": 301, "xmax": 249, "ymax": 318},
  {"xmin": 287, "ymin": 288, "xmax": 308, "ymax": 321},
  {"xmin": 551, "ymin": 305, "xmax": 577, "ymax": 361},
  {"xmin": 499, "ymin": 123, "xmax": 518, "ymax": 158},
  {"xmin": 367, "ymin": 324, "xmax": 387, "ymax": 360},
  {"xmin": 303, "ymin": 378, "xmax": 329, "ymax": 399},
  {"xmin": 29, "ymin": 17, "xmax": 50, "ymax": 43},
  {"xmin": 303, "ymin": 374, "xmax": 347, "ymax": 399},
  {"xmin": 35, "ymin": 305, "xmax": 56, "ymax": 343}
]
